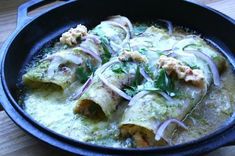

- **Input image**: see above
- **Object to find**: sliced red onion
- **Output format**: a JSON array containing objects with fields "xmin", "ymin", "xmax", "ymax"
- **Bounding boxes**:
[
  {"xmin": 172, "ymin": 36, "xmax": 196, "ymax": 51},
  {"xmin": 46, "ymin": 52, "xmax": 83, "ymax": 78},
  {"xmin": 158, "ymin": 19, "xmax": 173, "ymax": 35},
  {"xmin": 47, "ymin": 56, "xmax": 66, "ymax": 78},
  {"xmin": 95, "ymin": 58, "xmax": 120, "ymax": 74},
  {"xmin": 82, "ymin": 34, "xmax": 101, "ymax": 44},
  {"xmin": 62, "ymin": 53, "xmax": 83, "ymax": 65},
  {"xmin": 101, "ymin": 21, "xmax": 130, "ymax": 47},
  {"xmin": 140, "ymin": 68, "xmax": 153, "ymax": 82},
  {"xmin": 124, "ymin": 18, "xmax": 133, "ymax": 35},
  {"xmin": 110, "ymin": 40, "xmax": 124, "ymax": 52},
  {"xmin": 120, "ymin": 16, "xmax": 133, "ymax": 37},
  {"xmin": 74, "ymin": 47, "xmax": 102, "ymax": 63},
  {"xmin": 108, "ymin": 15, "xmax": 133, "ymax": 37},
  {"xmin": 128, "ymin": 91, "xmax": 149, "ymax": 106},
  {"xmin": 70, "ymin": 75, "xmax": 94, "ymax": 100},
  {"xmin": 155, "ymin": 118, "xmax": 188, "ymax": 141},
  {"xmin": 98, "ymin": 73, "xmax": 132, "ymax": 100},
  {"xmin": 185, "ymin": 50, "xmax": 221, "ymax": 86},
  {"xmin": 96, "ymin": 58, "xmax": 132, "ymax": 101}
]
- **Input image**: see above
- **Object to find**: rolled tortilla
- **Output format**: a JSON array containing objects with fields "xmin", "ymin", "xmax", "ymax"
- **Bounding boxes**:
[
  {"xmin": 23, "ymin": 16, "xmax": 131, "ymax": 89},
  {"xmin": 129, "ymin": 26, "xmax": 181, "ymax": 68},
  {"xmin": 172, "ymin": 35, "xmax": 226, "ymax": 72},
  {"xmin": 119, "ymin": 49, "xmax": 226, "ymax": 147},
  {"xmin": 120, "ymin": 81, "xmax": 206, "ymax": 147},
  {"xmin": 22, "ymin": 45, "xmax": 100, "ymax": 89},
  {"xmin": 73, "ymin": 60, "xmax": 138, "ymax": 119},
  {"xmin": 91, "ymin": 16, "xmax": 131, "ymax": 53},
  {"xmin": 130, "ymin": 26, "xmax": 178, "ymax": 52}
]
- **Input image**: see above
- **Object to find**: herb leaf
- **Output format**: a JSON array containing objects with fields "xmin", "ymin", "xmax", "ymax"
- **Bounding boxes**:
[
  {"xmin": 76, "ymin": 59, "xmax": 97, "ymax": 84},
  {"xmin": 190, "ymin": 65, "xmax": 200, "ymax": 70},
  {"xmin": 100, "ymin": 37, "xmax": 112, "ymax": 64},
  {"xmin": 86, "ymin": 59, "xmax": 97, "ymax": 73},
  {"xmin": 154, "ymin": 69, "xmax": 174, "ymax": 95},
  {"xmin": 124, "ymin": 68, "xmax": 175, "ymax": 97},
  {"xmin": 92, "ymin": 27, "xmax": 112, "ymax": 64},
  {"xmin": 133, "ymin": 65, "xmax": 142, "ymax": 87},
  {"xmin": 144, "ymin": 65, "xmax": 154, "ymax": 79},
  {"xmin": 76, "ymin": 67, "xmax": 90, "ymax": 84},
  {"xmin": 111, "ymin": 63, "xmax": 128, "ymax": 74},
  {"xmin": 124, "ymin": 86, "xmax": 138, "ymax": 97},
  {"xmin": 183, "ymin": 61, "xmax": 200, "ymax": 70},
  {"xmin": 138, "ymin": 48, "xmax": 147, "ymax": 54},
  {"xmin": 123, "ymin": 65, "xmax": 143, "ymax": 97}
]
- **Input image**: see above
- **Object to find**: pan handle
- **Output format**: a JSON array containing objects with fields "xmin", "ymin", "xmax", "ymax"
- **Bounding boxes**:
[{"xmin": 17, "ymin": 0, "xmax": 75, "ymax": 28}]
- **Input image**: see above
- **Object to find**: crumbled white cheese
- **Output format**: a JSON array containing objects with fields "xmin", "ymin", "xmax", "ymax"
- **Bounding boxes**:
[
  {"xmin": 158, "ymin": 55, "xmax": 205, "ymax": 87},
  {"xmin": 60, "ymin": 24, "xmax": 87, "ymax": 46}
]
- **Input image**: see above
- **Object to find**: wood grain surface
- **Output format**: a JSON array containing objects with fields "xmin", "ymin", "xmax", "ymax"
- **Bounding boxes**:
[{"xmin": 0, "ymin": 0, "xmax": 235, "ymax": 156}]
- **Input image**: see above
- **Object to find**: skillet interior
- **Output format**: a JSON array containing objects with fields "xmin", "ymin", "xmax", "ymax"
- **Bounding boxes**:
[{"xmin": 1, "ymin": 0, "xmax": 235, "ymax": 155}]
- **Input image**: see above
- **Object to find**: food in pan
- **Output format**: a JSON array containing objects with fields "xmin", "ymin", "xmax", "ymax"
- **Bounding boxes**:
[{"xmin": 20, "ymin": 15, "xmax": 235, "ymax": 148}]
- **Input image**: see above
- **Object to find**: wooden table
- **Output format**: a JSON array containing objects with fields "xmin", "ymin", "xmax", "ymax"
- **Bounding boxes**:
[{"xmin": 0, "ymin": 0, "xmax": 235, "ymax": 155}]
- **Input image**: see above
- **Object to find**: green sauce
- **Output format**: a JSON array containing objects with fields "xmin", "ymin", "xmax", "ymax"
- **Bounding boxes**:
[{"xmin": 21, "ymin": 23, "xmax": 235, "ymax": 148}]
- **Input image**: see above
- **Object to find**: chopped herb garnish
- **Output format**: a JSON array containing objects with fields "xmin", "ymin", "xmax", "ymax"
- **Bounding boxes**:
[
  {"xmin": 99, "ymin": 36, "xmax": 109, "ymax": 44},
  {"xmin": 91, "ymin": 28, "xmax": 112, "ymax": 64},
  {"xmin": 100, "ymin": 37, "xmax": 112, "ymax": 64},
  {"xmin": 154, "ymin": 69, "xmax": 174, "ymax": 95},
  {"xmin": 124, "ymin": 67, "xmax": 175, "ymax": 97},
  {"xmin": 76, "ymin": 59, "xmax": 97, "ymax": 83},
  {"xmin": 123, "ymin": 65, "xmax": 143, "ymax": 97},
  {"xmin": 133, "ymin": 65, "xmax": 142, "ymax": 87},
  {"xmin": 138, "ymin": 48, "xmax": 147, "ymax": 54},
  {"xmin": 183, "ymin": 61, "xmax": 200, "ymax": 70},
  {"xmin": 124, "ymin": 86, "xmax": 138, "ymax": 97},
  {"xmin": 111, "ymin": 63, "xmax": 128, "ymax": 74},
  {"xmin": 86, "ymin": 59, "xmax": 97, "ymax": 73},
  {"xmin": 190, "ymin": 65, "xmax": 200, "ymax": 70},
  {"xmin": 76, "ymin": 67, "xmax": 91, "ymax": 84},
  {"xmin": 144, "ymin": 65, "xmax": 154, "ymax": 79}
]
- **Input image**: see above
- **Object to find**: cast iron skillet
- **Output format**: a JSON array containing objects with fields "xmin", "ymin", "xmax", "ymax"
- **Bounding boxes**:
[{"xmin": 0, "ymin": 0, "xmax": 235, "ymax": 155}]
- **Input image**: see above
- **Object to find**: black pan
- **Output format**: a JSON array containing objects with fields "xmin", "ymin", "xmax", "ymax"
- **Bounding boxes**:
[{"xmin": 0, "ymin": 0, "xmax": 235, "ymax": 155}]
